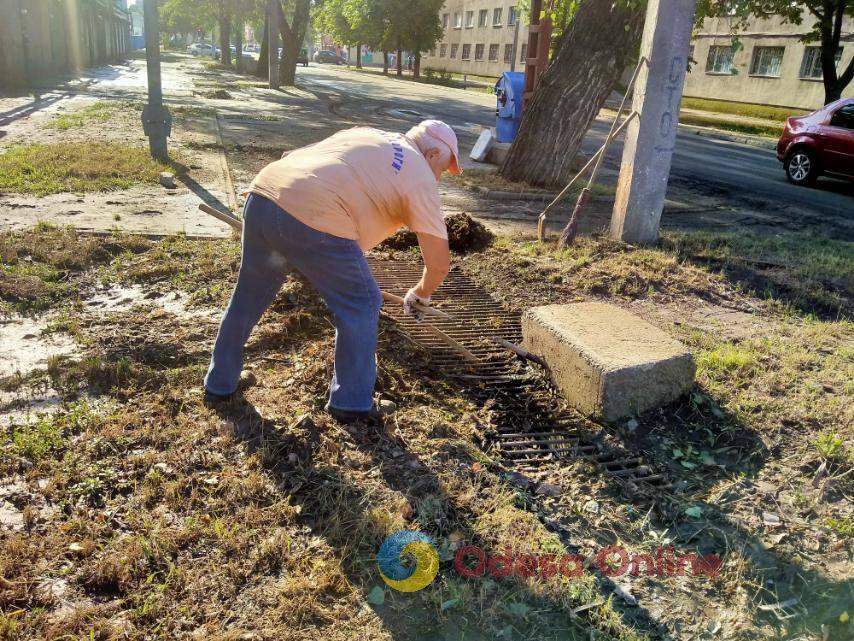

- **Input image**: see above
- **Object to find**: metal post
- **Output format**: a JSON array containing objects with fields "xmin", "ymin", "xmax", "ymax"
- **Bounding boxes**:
[
  {"xmin": 141, "ymin": 0, "xmax": 171, "ymax": 162},
  {"xmin": 267, "ymin": 0, "xmax": 279, "ymax": 90}
]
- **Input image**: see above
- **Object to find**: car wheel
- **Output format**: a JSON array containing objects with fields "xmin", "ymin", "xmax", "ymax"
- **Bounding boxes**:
[{"xmin": 785, "ymin": 148, "xmax": 818, "ymax": 186}]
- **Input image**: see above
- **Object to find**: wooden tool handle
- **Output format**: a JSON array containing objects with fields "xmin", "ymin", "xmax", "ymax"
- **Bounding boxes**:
[{"xmin": 199, "ymin": 203, "xmax": 243, "ymax": 231}]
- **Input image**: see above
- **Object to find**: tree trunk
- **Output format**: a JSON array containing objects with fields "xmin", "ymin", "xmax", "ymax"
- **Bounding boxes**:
[
  {"xmin": 356, "ymin": 42, "xmax": 362, "ymax": 69},
  {"xmin": 219, "ymin": 13, "xmax": 231, "ymax": 65},
  {"xmin": 396, "ymin": 42, "xmax": 402, "ymax": 76},
  {"xmin": 255, "ymin": 14, "xmax": 269, "ymax": 78},
  {"xmin": 414, "ymin": 52, "xmax": 421, "ymax": 78},
  {"xmin": 499, "ymin": 0, "xmax": 644, "ymax": 188},
  {"xmin": 277, "ymin": 0, "xmax": 311, "ymax": 86},
  {"xmin": 383, "ymin": 50, "xmax": 389, "ymax": 74},
  {"xmin": 235, "ymin": 20, "xmax": 244, "ymax": 73},
  {"xmin": 279, "ymin": 39, "xmax": 300, "ymax": 84}
]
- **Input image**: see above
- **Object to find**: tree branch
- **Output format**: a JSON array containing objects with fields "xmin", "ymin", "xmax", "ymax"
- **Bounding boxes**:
[{"xmin": 831, "ymin": 0, "xmax": 845, "ymax": 49}]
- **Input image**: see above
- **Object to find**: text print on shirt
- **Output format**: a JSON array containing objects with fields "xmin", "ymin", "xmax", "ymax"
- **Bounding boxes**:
[{"xmin": 376, "ymin": 130, "xmax": 407, "ymax": 174}]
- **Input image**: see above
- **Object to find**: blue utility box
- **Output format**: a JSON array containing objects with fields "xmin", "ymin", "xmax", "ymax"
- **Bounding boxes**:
[{"xmin": 494, "ymin": 71, "xmax": 525, "ymax": 143}]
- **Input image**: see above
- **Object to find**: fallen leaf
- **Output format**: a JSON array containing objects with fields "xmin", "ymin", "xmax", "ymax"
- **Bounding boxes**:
[
  {"xmin": 366, "ymin": 585, "xmax": 385, "ymax": 606},
  {"xmin": 685, "ymin": 506, "xmax": 703, "ymax": 519}
]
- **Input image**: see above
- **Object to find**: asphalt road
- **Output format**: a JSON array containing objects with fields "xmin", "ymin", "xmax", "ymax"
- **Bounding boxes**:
[{"xmin": 299, "ymin": 65, "xmax": 853, "ymax": 234}]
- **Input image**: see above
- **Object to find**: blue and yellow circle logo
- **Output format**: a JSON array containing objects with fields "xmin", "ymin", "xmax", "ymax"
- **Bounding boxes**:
[{"xmin": 377, "ymin": 531, "xmax": 439, "ymax": 592}]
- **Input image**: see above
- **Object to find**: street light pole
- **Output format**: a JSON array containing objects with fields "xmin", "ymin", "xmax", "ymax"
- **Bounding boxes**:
[
  {"xmin": 142, "ymin": 0, "xmax": 171, "ymax": 162},
  {"xmin": 267, "ymin": 0, "xmax": 279, "ymax": 90}
]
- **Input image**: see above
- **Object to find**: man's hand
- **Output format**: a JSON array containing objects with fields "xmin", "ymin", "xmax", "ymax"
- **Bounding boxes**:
[{"xmin": 403, "ymin": 288, "xmax": 431, "ymax": 322}]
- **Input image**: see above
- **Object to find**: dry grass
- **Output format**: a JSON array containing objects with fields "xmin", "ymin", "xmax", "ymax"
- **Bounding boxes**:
[{"xmin": 0, "ymin": 227, "xmax": 851, "ymax": 641}]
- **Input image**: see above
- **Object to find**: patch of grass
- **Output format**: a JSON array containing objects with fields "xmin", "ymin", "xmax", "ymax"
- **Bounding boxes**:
[
  {"xmin": 43, "ymin": 101, "xmax": 141, "ymax": 131},
  {"xmin": 678, "ymin": 112, "xmax": 783, "ymax": 138},
  {"xmin": 661, "ymin": 231, "xmax": 853, "ymax": 318},
  {"xmin": 814, "ymin": 430, "xmax": 847, "ymax": 461},
  {"xmin": 0, "ymin": 225, "xmax": 152, "ymax": 313},
  {"xmin": 697, "ymin": 343, "xmax": 758, "ymax": 378},
  {"xmin": 3, "ymin": 400, "xmax": 99, "ymax": 468},
  {"xmin": 0, "ymin": 143, "xmax": 169, "ymax": 196},
  {"xmin": 681, "ymin": 97, "xmax": 809, "ymax": 122}
]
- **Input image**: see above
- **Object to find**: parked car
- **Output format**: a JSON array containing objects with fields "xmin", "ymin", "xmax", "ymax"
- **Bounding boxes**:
[
  {"xmin": 297, "ymin": 48, "xmax": 309, "ymax": 66},
  {"xmin": 187, "ymin": 42, "xmax": 216, "ymax": 56},
  {"xmin": 777, "ymin": 98, "xmax": 854, "ymax": 186},
  {"xmin": 313, "ymin": 50, "xmax": 344, "ymax": 64}
]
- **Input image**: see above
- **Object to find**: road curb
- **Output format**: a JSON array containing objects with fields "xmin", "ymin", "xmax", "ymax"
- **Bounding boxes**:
[{"xmin": 677, "ymin": 123, "xmax": 777, "ymax": 151}]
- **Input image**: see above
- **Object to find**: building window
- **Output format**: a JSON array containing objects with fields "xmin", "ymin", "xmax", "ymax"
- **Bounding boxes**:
[
  {"xmin": 520, "ymin": 42, "xmax": 527, "ymax": 62},
  {"xmin": 750, "ymin": 46, "xmax": 785, "ymax": 77},
  {"xmin": 479, "ymin": 9, "xmax": 488, "ymax": 27},
  {"xmin": 442, "ymin": 13, "xmax": 449, "ymax": 29},
  {"xmin": 440, "ymin": 43, "xmax": 447, "ymax": 58},
  {"xmin": 465, "ymin": 11, "xmax": 474, "ymax": 28},
  {"xmin": 493, "ymin": 8, "xmax": 503, "ymax": 26},
  {"xmin": 504, "ymin": 43, "xmax": 513, "ymax": 63},
  {"xmin": 461, "ymin": 44, "xmax": 471, "ymax": 60},
  {"xmin": 475, "ymin": 44, "xmax": 485, "ymax": 60},
  {"xmin": 488, "ymin": 44, "xmax": 499, "ymax": 61},
  {"xmin": 508, "ymin": 6, "xmax": 517, "ymax": 25},
  {"xmin": 450, "ymin": 44, "xmax": 458, "ymax": 58},
  {"xmin": 453, "ymin": 12, "xmax": 462, "ymax": 28},
  {"xmin": 706, "ymin": 45, "xmax": 736, "ymax": 74},
  {"xmin": 800, "ymin": 46, "xmax": 843, "ymax": 79}
]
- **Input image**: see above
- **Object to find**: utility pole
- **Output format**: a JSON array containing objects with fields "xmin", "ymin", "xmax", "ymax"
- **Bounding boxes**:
[
  {"xmin": 510, "ymin": 18, "xmax": 520, "ymax": 73},
  {"xmin": 267, "ymin": 0, "xmax": 279, "ymax": 90},
  {"xmin": 609, "ymin": 0, "xmax": 696, "ymax": 245},
  {"xmin": 141, "ymin": 0, "xmax": 171, "ymax": 162}
]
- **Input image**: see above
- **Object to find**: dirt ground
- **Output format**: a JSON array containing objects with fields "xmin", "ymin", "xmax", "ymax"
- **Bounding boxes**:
[
  {"xmin": 0, "ymin": 54, "xmax": 851, "ymax": 641},
  {"xmin": 0, "ymin": 221, "xmax": 851, "ymax": 641}
]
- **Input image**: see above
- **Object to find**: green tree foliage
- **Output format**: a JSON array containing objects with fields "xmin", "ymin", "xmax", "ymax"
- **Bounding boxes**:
[
  {"xmin": 696, "ymin": 0, "xmax": 854, "ymax": 103},
  {"xmin": 315, "ymin": 0, "xmax": 443, "ymax": 75}
]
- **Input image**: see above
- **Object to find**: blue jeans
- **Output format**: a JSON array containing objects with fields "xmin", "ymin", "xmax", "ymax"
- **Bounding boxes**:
[{"xmin": 204, "ymin": 193, "xmax": 382, "ymax": 412}]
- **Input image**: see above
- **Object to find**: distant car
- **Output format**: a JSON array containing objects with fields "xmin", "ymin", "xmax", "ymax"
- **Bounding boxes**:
[
  {"xmin": 314, "ymin": 50, "xmax": 344, "ymax": 64},
  {"xmin": 297, "ymin": 48, "xmax": 309, "ymax": 66},
  {"xmin": 777, "ymin": 98, "xmax": 854, "ymax": 185},
  {"xmin": 188, "ymin": 43, "xmax": 218, "ymax": 57}
]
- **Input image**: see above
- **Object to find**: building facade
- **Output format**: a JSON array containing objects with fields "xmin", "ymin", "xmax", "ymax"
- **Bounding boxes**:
[
  {"xmin": 421, "ymin": 0, "xmax": 528, "ymax": 77},
  {"xmin": 684, "ymin": 15, "xmax": 854, "ymax": 110},
  {"xmin": 0, "ymin": 0, "xmax": 132, "ymax": 88}
]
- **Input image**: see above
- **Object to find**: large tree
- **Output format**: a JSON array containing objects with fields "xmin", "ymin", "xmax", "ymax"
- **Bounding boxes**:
[
  {"xmin": 498, "ymin": 0, "xmax": 645, "ymax": 188},
  {"xmin": 276, "ymin": 0, "xmax": 312, "ymax": 85},
  {"xmin": 697, "ymin": 0, "xmax": 854, "ymax": 104}
]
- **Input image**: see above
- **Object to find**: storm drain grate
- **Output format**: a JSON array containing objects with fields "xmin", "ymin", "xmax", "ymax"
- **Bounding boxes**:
[{"xmin": 370, "ymin": 259, "xmax": 669, "ymax": 489}]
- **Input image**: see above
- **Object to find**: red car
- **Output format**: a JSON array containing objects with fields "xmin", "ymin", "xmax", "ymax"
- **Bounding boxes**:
[{"xmin": 777, "ymin": 97, "xmax": 854, "ymax": 185}]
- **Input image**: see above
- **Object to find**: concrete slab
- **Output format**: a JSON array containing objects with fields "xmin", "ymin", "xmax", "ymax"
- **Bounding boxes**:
[{"xmin": 522, "ymin": 303, "xmax": 695, "ymax": 422}]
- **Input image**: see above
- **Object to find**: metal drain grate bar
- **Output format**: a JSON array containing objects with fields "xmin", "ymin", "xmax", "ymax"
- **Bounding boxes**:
[{"xmin": 371, "ymin": 258, "xmax": 669, "ymax": 489}]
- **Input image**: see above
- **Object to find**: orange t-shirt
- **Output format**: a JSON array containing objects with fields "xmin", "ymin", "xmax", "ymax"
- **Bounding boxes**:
[{"xmin": 248, "ymin": 127, "xmax": 447, "ymax": 251}]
